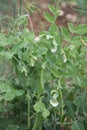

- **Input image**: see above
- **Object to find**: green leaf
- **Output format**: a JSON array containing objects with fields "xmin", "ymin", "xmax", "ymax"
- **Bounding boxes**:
[
  {"xmin": 53, "ymin": 12, "xmax": 59, "ymax": 21},
  {"xmin": 43, "ymin": 12, "xmax": 54, "ymax": 23},
  {"xmin": 23, "ymin": 30, "xmax": 35, "ymax": 42},
  {"xmin": 0, "ymin": 33, "xmax": 7, "ymax": 47},
  {"xmin": 0, "ymin": 82, "xmax": 24, "ymax": 101},
  {"xmin": 63, "ymin": 35, "xmax": 81, "ymax": 46},
  {"xmin": 0, "ymin": 96, "xmax": 3, "ymax": 101},
  {"xmin": 61, "ymin": 27, "xmax": 70, "ymax": 40},
  {"xmin": 68, "ymin": 23, "xmax": 87, "ymax": 34},
  {"xmin": 4, "ymin": 89, "xmax": 24, "ymax": 101},
  {"xmin": 42, "ymin": 109, "xmax": 50, "ymax": 118},
  {"xmin": 34, "ymin": 101, "xmax": 50, "ymax": 118},
  {"xmin": 49, "ymin": 23, "xmax": 59, "ymax": 36},
  {"xmin": 12, "ymin": 31, "xmax": 34, "ymax": 54},
  {"xmin": 48, "ymin": 68, "xmax": 58, "ymax": 78},
  {"xmin": 49, "ymin": 24, "xmax": 59, "ymax": 39},
  {"xmin": 48, "ymin": 4, "xmax": 56, "ymax": 14},
  {"xmin": 71, "ymin": 121, "xmax": 85, "ymax": 130},
  {"xmin": 76, "ymin": 24, "xmax": 87, "ymax": 34},
  {"xmin": 69, "ymin": 36, "xmax": 81, "ymax": 46},
  {"xmin": 0, "ymin": 33, "xmax": 21, "ymax": 47},
  {"xmin": 7, "ymin": 124, "xmax": 18, "ymax": 130},
  {"xmin": 12, "ymin": 41, "xmax": 24, "ymax": 54},
  {"xmin": 43, "ymin": 69, "xmax": 53, "ymax": 82},
  {"xmin": 33, "ymin": 101, "xmax": 45, "ymax": 112},
  {"xmin": 49, "ymin": 23, "xmax": 61, "ymax": 43},
  {"xmin": 0, "ymin": 82, "xmax": 11, "ymax": 93},
  {"xmin": 65, "ymin": 100, "xmax": 75, "ymax": 118},
  {"xmin": 68, "ymin": 23, "xmax": 75, "ymax": 33},
  {"xmin": 0, "ymin": 102, "xmax": 4, "ymax": 112},
  {"xmin": 74, "ymin": 95, "xmax": 86, "ymax": 115},
  {"xmin": 15, "ymin": 15, "xmax": 28, "ymax": 26},
  {"xmin": 0, "ymin": 51, "xmax": 13, "ymax": 59}
]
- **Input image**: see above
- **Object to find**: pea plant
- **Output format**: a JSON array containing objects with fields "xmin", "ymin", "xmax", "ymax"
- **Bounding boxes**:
[{"xmin": 0, "ymin": 2, "xmax": 87, "ymax": 130}]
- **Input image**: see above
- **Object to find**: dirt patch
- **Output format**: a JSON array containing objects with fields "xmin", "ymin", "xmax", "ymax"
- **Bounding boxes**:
[{"xmin": 28, "ymin": 1, "xmax": 87, "ymax": 34}]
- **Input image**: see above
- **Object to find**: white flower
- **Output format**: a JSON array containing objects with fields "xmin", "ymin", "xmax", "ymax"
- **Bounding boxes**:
[
  {"xmin": 41, "ymin": 62, "xmax": 47, "ymax": 69},
  {"xmin": 51, "ymin": 46, "xmax": 57, "ymax": 53},
  {"xmin": 30, "ymin": 61, "xmax": 34, "ymax": 67},
  {"xmin": 34, "ymin": 36, "xmax": 40, "ymax": 42},
  {"xmin": 17, "ymin": 31, "xmax": 22, "ymax": 36},
  {"xmin": 46, "ymin": 35, "xmax": 53, "ymax": 40},
  {"xmin": 51, "ymin": 39, "xmax": 58, "ymax": 53},
  {"xmin": 34, "ymin": 34, "xmax": 45, "ymax": 43},
  {"xmin": 61, "ymin": 49, "xmax": 67, "ymax": 63},
  {"xmin": 50, "ymin": 99, "xmax": 59, "ymax": 107},
  {"xmin": 68, "ymin": 45, "xmax": 75, "ymax": 51},
  {"xmin": 63, "ymin": 54, "xmax": 67, "ymax": 63},
  {"xmin": 53, "ymin": 39, "xmax": 57, "ymax": 46},
  {"xmin": 21, "ymin": 66, "xmax": 28, "ymax": 76}
]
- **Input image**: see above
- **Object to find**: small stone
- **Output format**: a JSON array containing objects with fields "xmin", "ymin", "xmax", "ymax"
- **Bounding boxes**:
[
  {"xmin": 61, "ymin": 2, "xmax": 67, "ymax": 8},
  {"xmin": 72, "ymin": 15, "xmax": 77, "ymax": 22},
  {"xmin": 58, "ymin": 10, "xmax": 64, "ymax": 16},
  {"xmin": 66, "ymin": 14, "xmax": 72, "ymax": 19}
]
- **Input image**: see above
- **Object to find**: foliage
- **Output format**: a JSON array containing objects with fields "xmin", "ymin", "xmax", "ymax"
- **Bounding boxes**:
[
  {"xmin": 0, "ymin": 1, "xmax": 87, "ymax": 130},
  {"xmin": 75, "ymin": 0, "xmax": 87, "ymax": 15}
]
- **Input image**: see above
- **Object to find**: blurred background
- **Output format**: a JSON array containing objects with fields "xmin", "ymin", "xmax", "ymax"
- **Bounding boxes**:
[{"xmin": 0, "ymin": 0, "xmax": 87, "ymax": 33}]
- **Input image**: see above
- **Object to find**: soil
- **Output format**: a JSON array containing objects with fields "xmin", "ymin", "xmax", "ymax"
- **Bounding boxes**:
[{"xmin": 27, "ymin": 0, "xmax": 87, "ymax": 34}]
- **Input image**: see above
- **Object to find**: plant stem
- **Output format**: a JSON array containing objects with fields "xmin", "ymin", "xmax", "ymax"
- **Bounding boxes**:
[
  {"xmin": 32, "ymin": 113, "xmax": 39, "ymax": 130},
  {"xmin": 60, "ymin": 90, "xmax": 64, "ymax": 122},
  {"xmin": 39, "ymin": 124, "xmax": 42, "ymax": 130},
  {"xmin": 53, "ymin": 110, "xmax": 56, "ymax": 130},
  {"xmin": 20, "ymin": 0, "xmax": 22, "ymax": 15},
  {"xmin": 13, "ymin": 0, "xmax": 17, "ymax": 19},
  {"xmin": 58, "ymin": 81, "xmax": 64, "ymax": 122},
  {"xmin": 27, "ymin": 91, "xmax": 30, "ymax": 130},
  {"xmin": 28, "ymin": 13, "xmax": 34, "ymax": 32}
]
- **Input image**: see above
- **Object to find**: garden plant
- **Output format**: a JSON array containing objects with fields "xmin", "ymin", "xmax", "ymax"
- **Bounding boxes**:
[{"xmin": 0, "ymin": 0, "xmax": 87, "ymax": 130}]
